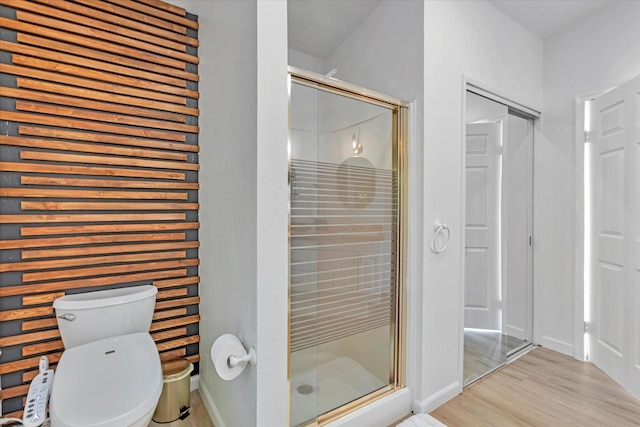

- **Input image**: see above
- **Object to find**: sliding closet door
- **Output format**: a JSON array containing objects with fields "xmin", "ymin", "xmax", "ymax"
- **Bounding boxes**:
[{"xmin": 463, "ymin": 91, "xmax": 534, "ymax": 386}]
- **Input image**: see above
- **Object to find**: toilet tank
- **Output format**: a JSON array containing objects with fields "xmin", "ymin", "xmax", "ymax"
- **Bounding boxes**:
[{"xmin": 53, "ymin": 285, "xmax": 158, "ymax": 349}]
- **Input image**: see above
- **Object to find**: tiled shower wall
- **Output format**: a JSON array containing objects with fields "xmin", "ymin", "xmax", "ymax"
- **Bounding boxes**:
[{"xmin": 0, "ymin": 0, "xmax": 199, "ymax": 417}]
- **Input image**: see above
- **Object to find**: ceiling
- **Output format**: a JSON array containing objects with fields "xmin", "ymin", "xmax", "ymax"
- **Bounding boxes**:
[
  {"xmin": 288, "ymin": 0, "xmax": 616, "ymax": 59},
  {"xmin": 488, "ymin": 0, "xmax": 614, "ymax": 39},
  {"xmin": 288, "ymin": 0, "xmax": 382, "ymax": 59}
]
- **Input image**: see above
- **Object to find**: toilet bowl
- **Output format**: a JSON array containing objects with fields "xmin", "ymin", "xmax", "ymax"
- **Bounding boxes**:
[
  {"xmin": 49, "ymin": 286, "xmax": 162, "ymax": 427},
  {"xmin": 50, "ymin": 333, "xmax": 162, "ymax": 427}
]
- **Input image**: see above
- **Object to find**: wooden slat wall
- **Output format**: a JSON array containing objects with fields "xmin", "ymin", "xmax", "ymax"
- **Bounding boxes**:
[{"xmin": 0, "ymin": 0, "xmax": 200, "ymax": 417}]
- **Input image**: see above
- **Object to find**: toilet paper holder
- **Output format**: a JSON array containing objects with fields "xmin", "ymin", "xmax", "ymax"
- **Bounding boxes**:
[{"xmin": 228, "ymin": 346, "xmax": 257, "ymax": 367}]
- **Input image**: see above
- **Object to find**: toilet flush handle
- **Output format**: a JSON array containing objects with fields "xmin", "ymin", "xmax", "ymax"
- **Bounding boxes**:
[{"xmin": 57, "ymin": 313, "xmax": 76, "ymax": 321}]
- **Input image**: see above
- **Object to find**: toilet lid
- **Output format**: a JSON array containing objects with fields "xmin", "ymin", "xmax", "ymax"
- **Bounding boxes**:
[{"xmin": 51, "ymin": 332, "xmax": 162, "ymax": 427}]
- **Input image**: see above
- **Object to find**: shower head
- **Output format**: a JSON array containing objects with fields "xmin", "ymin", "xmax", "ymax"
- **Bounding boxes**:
[{"xmin": 325, "ymin": 68, "xmax": 338, "ymax": 78}]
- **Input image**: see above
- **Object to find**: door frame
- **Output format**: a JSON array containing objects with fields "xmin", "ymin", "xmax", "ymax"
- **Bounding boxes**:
[
  {"xmin": 573, "ymin": 87, "xmax": 614, "ymax": 362},
  {"xmin": 459, "ymin": 76, "xmax": 540, "ymax": 387}
]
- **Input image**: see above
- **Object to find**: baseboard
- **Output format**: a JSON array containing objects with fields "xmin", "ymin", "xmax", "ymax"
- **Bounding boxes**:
[
  {"xmin": 190, "ymin": 374, "xmax": 199, "ymax": 392},
  {"xmin": 506, "ymin": 325, "xmax": 526, "ymax": 340},
  {"xmin": 198, "ymin": 377, "xmax": 227, "ymax": 427},
  {"xmin": 539, "ymin": 336, "xmax": 574, "ymax": 357},
  {"xmin": 412, "ymin": 381, "xmax": 460, "ymax": 414}
]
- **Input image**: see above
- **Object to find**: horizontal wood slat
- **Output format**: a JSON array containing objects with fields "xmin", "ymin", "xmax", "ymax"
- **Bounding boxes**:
[
  {"xmin": 11, "ymin": 55, "xmax": 198, "ymax": 100},
  {"xmin": 0, "ymin": 213, "xmax": 187, "ymax": 224},
  {"xmin": 107, "ymin": 0, "xmax": 198, "ymax": 30},
  {"xmin": 20, "ymin": 223, "xmax": 199, "ymax": 237},
  {"xmin": 21, "ymin": 318, "xmax": 57, "ymax": 332},
  {"xmin": 1, "ymin": 188, "xmax": 188, "ymax": 201},
  {"xmin": 17, "ymin": 77, "xmax": 198, "ymax": 116},
  {"xmin": 0, "ymin": 269, "xmax": 189, "ymax": 297},
  {"xmin": 155, "ymin": 296, "xmax": 200, "ymax": 310},
  {"xmin": 157, "ymin": 288, "xmax": 189, "ymax": 299},
  {"xmin": 22, "ymin": 292, "xmax": 65, "ymax": 306},
  {"xmin": 16, "ymin": 102, "xmax": 199, "ymax": 133},
  {"xmin": 151, "ymin": 314, "xmax": 200, "ymax": 332},
  {"xmin": 154, "ymin": 276, "xmax": 200, "ymax": 289},
  {"xmin": 155, "ymin": 335, "xmax": 199, "ymax": 352},
  {"xmin": 0, "ymin": 160, "xmax": 186, "ymax": 180},
  {"xmin": 4, "ymin": 1, "xmax": 196, "ymax": 63},
  {"xmin": 185, "ymin": 354, "xmax": 200, "ymax": 364},
  {"xmin": 20, "ymin": 151, "xmax": 199, "ymax": 171},
  {"xmin": 136, "ymin": 0, "xmax": 186, "ymax": 16},
  {"xmin": 22, "ymin": 339, "xmax": 63, "ymax": 357},
  {"xmin": 160, "ymin": 348, "xmax": 186, "ymax": 361},
  {"xmin": 0, "ymin": 353, "xmax": 62, "ymax": 376},
  {"xmin": 153, "ymin": 308, "xmax": 187, "ymax": 320},
  {"xmin": 0, "ymin": 307, "xmax": 53, "ymax": 322},
  {"xmin": 16, "ymin": 33, "xmax": 198, "ymax": 82},
  {"xmin": 21, "ymin": 312, "xmax": 200, "ymax": 334},
  {"xmin": 2, "ymin": 86, "xmax": 187, "ymax": 123},
  {"xmin": 15, "ymin": 5, "xmax": 195, "ymax": 63},
  {"xmin": 22, "ymin": 258, "xmax": 198, "ymax": 282},
  {"xmin": 21, "ymin": 176, "xmax": 198, "ymax": 190},
  {"xmin": 34, "ymin": 0, "xmax": 198, "ymax": 47},
  {"xmin": 18, "ymin": 127, "xmax": 198, "ymax": 153},
  {"xmin": 74, "ymin": 0, "xmax": 187, "ymax": 35},
  {"xmin": 151, "ymin": 327, "xmax": 188, "ymax": 342},
  {"xmin": 7, "ymin": 13, "xmax": 187, "ymax": 70},
  {"xmin": 1, "ymin": 135, "xmax": 188, "ymax": 161},
  {"xmin": 0, "ymin": 329, "xmax": 60, "ymax": 348},
  {"xmin": 5, "ymin": 0, "xmax": 186, "ymax": 52},
  {"xmin": 0, "ymin": 111, "xmax": 187, "ymax": 142},
  {"xmin": 0, "ymin": 384, "xmax": 30, "ymax": 400},
  {"xmin": 0, "ymin": 40, "xmax": 187, "ymax": 88},
  {"xmin": 1, "ymin": 232, "xmax": 187, "ymax": 250},
  {"xmin": 0, "ymin": 1, "xmax": 199, "ymax": 415},
  {"xmin": 21, "ymin": 241, "xmax": 198, "ymax": 259},
  {"xmin": 20, "ymin": 201, "xmax": 198, "ymax": 211},
  {"xmin": 3, "ymin": 251, "xmax": 188, "ymax": 273}
]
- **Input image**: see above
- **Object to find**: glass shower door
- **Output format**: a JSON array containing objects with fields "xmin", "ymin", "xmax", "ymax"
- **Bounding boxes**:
[{"xmin": 289, "ymin": 73, "xmax": 403, "ymax": 426}]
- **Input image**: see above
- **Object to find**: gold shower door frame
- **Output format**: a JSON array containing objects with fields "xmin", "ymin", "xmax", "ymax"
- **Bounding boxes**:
[{"xmin": 287, "ymin": 66, "xmax": 408, "ymax": 427}]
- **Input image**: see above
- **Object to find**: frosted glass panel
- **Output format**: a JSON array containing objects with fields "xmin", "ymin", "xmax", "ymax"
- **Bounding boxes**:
[{"xmin": 289, "ymin": 81, "xmax": 398, "ymax": 426}]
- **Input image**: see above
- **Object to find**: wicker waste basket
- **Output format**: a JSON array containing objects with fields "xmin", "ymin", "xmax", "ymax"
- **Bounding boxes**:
[{"xmin": 153, "ymin": 358, "xmax": 194, "ymax": 423}]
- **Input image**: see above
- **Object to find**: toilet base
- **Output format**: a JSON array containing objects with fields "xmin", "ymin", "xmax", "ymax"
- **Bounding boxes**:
[{"xmin": 132, "ymin": 404, "xmax": 158, "ymax": 427}]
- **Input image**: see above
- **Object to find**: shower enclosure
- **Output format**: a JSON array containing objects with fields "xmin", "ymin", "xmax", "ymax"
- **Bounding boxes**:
[{"xmin": 288, "ymin": 67, "xmax": 407, "ymax": 426}]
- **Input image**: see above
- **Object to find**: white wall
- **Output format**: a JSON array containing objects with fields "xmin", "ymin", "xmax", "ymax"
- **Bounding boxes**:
[
  {"xmin": 539, "ymin": 0, "xmax": 640, "ymax": 358},
  {"xmin": 256, "ymin": 1, "xmax": 289, "ymax": 425},
  {"xmin": 289, "ymin": 48, "xmax": 325, "ymax": 75},
  {"xmin": 420, "ymin": 0, "xmax": 542, "ymax": 412},
  {"xmin": 167, "ymin": 1, "xmax": 288, "ymax": 426}
]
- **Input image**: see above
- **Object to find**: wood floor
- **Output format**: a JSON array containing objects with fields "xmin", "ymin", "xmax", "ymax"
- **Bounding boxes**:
[
  {"xmin": 151, "ymin": 351, "xmax": 640, "ymax": 427},
  {"xmin": 149, "ymin": 390, "xmax": 214, "ymax": 427},
  {"xmin": 431, "ymin": 347, "xmax": 640, "ymax": 426}
]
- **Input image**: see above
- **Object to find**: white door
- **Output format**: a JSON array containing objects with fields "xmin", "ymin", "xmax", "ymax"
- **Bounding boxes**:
[
  {"xmin": 465, "ymin": 122, "xmax": 503, "ymax": 331},
  {"xmin": 589, "ymin": 74, "xmax": 640, "ymax": 399}
]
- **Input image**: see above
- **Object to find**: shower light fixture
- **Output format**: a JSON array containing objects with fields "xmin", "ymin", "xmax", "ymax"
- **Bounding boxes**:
[{"xmin": 352, "ymin": 134, "xmax": 363, "ymax": 155}]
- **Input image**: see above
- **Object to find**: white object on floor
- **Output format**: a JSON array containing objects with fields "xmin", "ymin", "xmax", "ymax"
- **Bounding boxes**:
[{"xmin": 396, "ymin": 413, "xmax": 447, "ymax": 427}]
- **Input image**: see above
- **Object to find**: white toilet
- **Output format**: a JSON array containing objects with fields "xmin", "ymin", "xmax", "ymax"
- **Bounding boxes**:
[{"xmin": 50, "ymin": 285, "xmax": 163, "ymax": 427}]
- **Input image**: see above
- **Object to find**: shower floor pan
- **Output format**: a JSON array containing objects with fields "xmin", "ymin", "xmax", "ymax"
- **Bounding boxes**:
[{"xmin": 290, "ymin": 356, "xmax": 385, "ymax": 426}]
